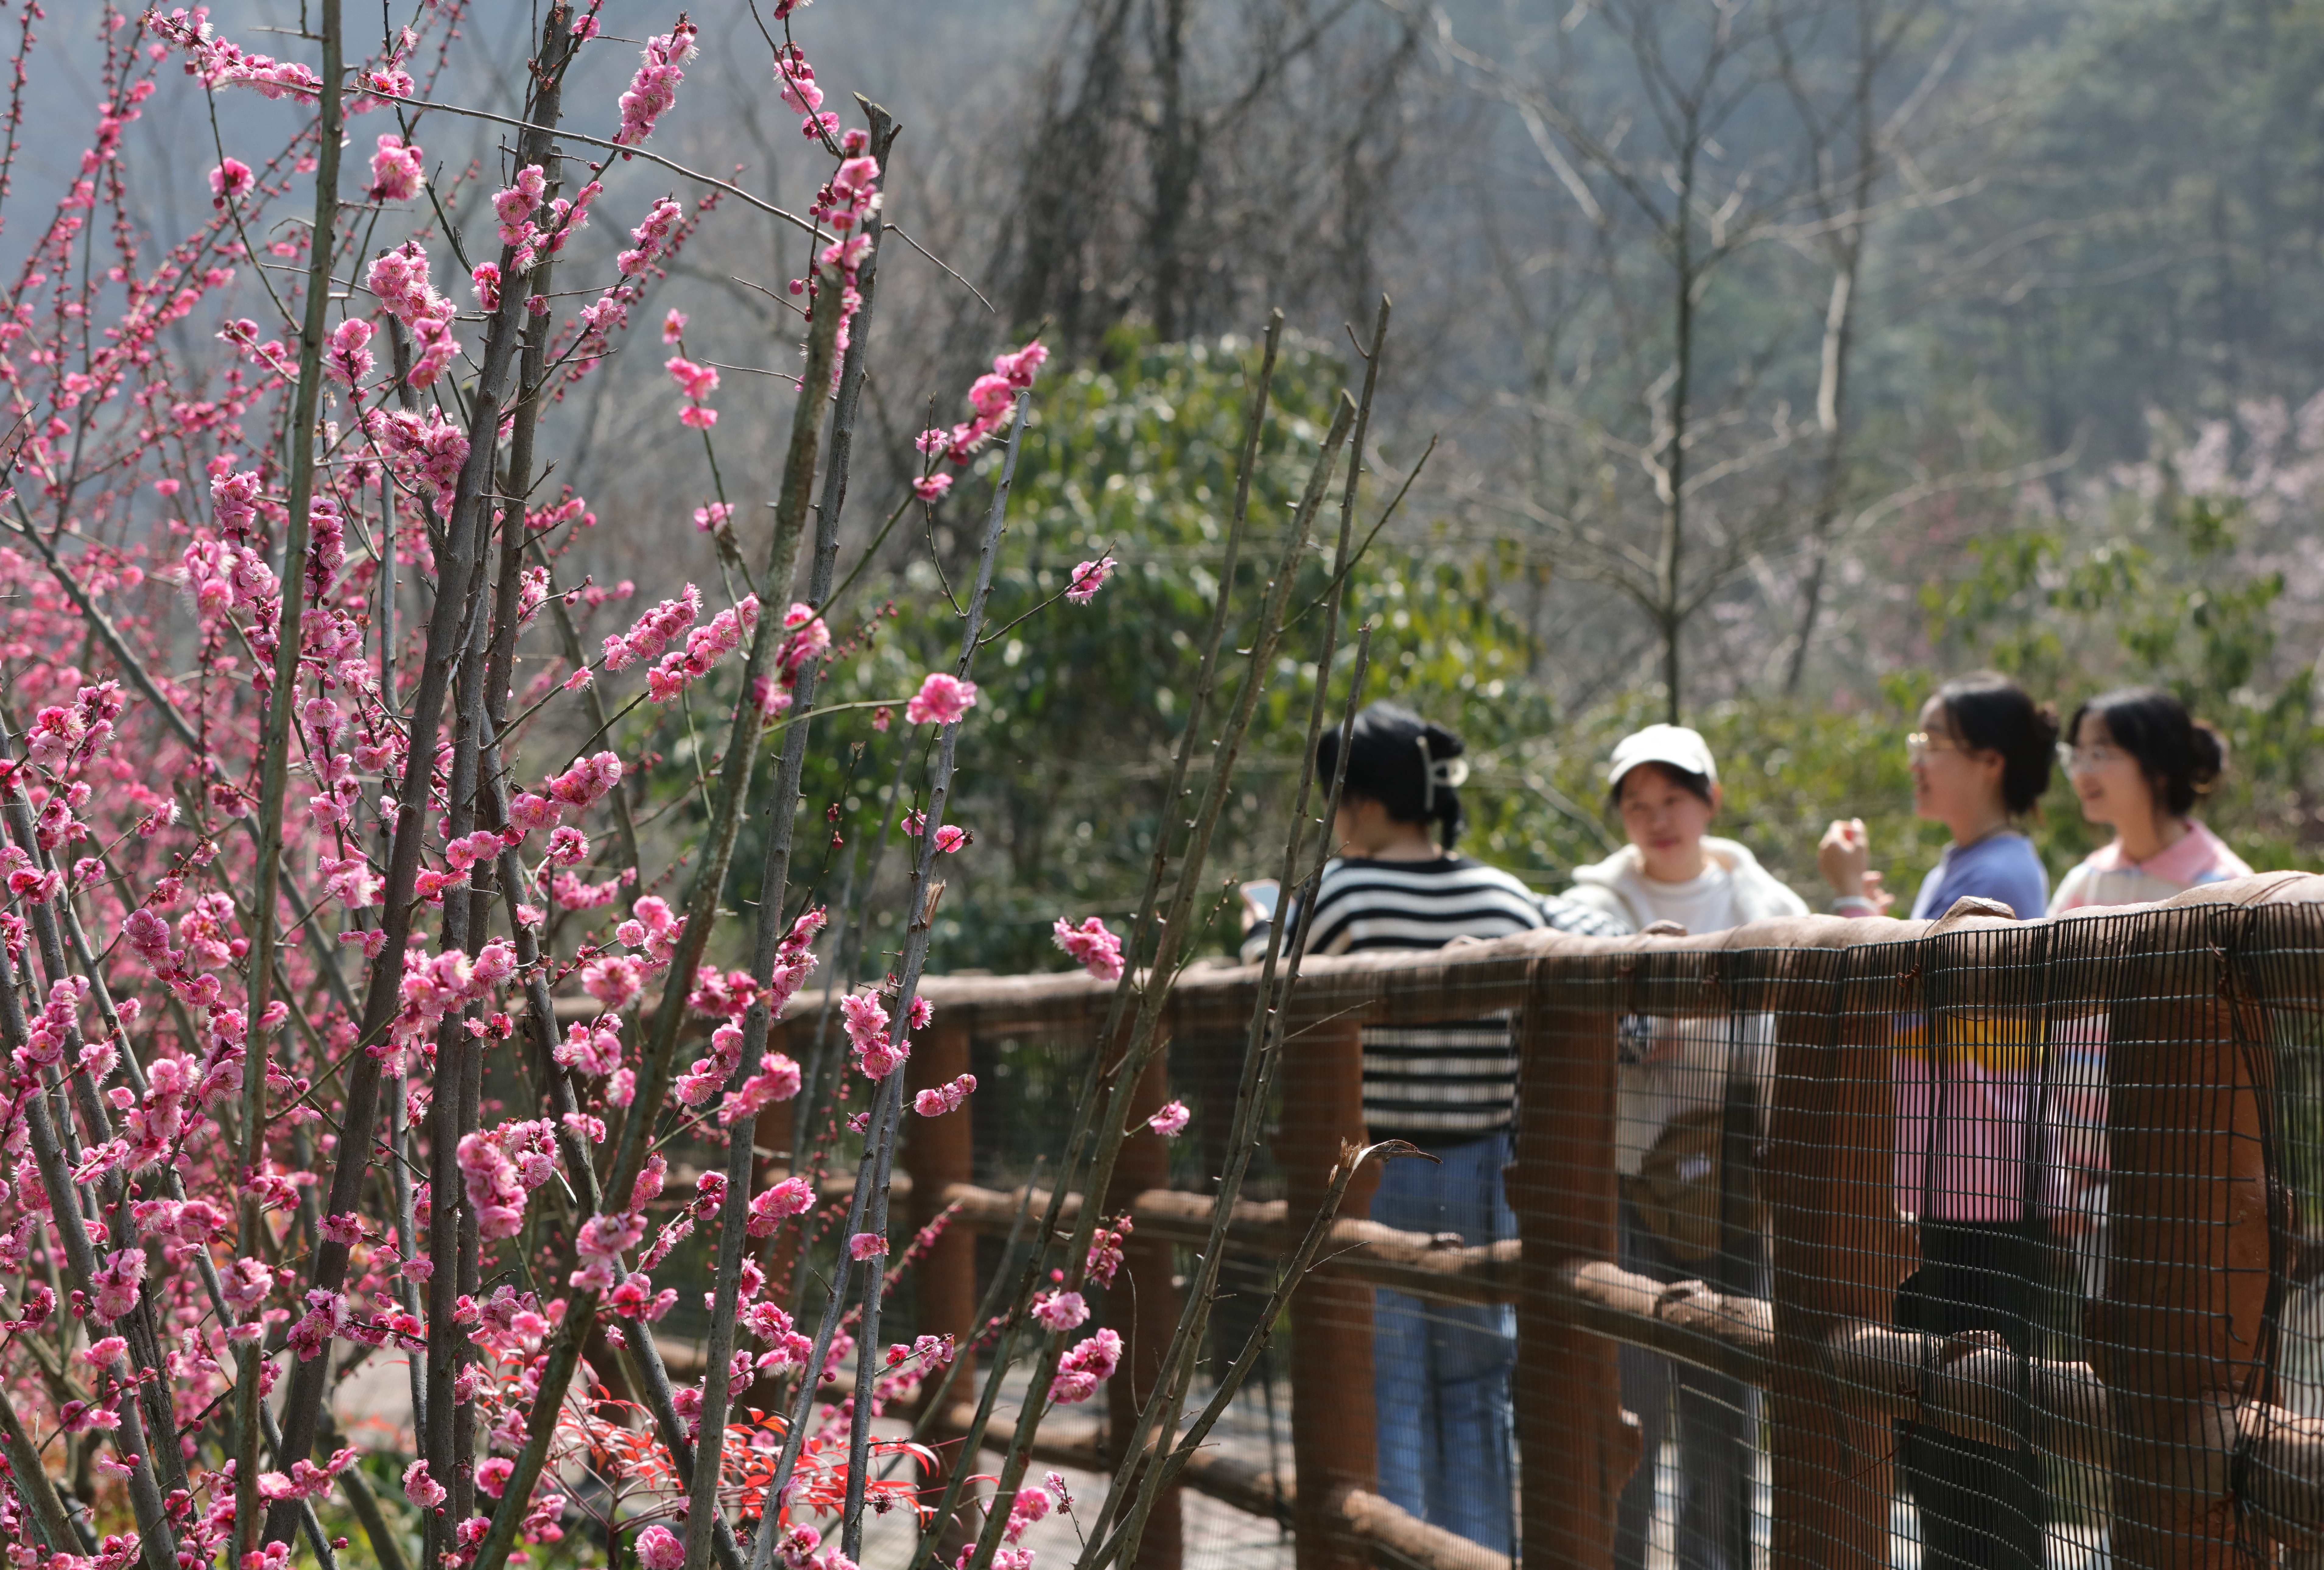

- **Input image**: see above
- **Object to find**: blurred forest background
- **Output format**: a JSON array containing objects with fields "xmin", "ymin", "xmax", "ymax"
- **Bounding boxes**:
[{"xmin": 65, "ymin": 0, "xmax": 2324, "ymax": 967}]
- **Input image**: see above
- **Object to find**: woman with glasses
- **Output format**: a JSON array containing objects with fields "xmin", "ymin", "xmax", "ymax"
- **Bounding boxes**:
[
  {"xmin": 1819, "ymin": 672, "xmax": 2057, "ymax": 923},
  {"xmin": 2049, "ymin": 687, "xmax": 2248, "ymax": 912},
  {"xmin": 1818, "ymin": 672, "xmax": 2060, "ymax": 1570}
]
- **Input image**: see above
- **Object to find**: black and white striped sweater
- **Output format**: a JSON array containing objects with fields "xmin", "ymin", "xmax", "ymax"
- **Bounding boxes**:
[{"xmin": 1240, "ymin": 855, "xmax": 1630, "ymax": 1143}]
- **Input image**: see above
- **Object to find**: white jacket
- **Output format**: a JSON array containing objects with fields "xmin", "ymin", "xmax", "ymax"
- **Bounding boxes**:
[
  {"xmin": 1561, "ymin": 836, "xmax": 1807, "ymax": 933},
  {"xmin": 1562, "ymin": 838, "xmax": 1806, "ymax": 1177}
]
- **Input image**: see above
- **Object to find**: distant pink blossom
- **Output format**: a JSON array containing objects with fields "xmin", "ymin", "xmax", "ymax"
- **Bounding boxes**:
[
  {"xmin": 1148, "ymin": 1099, "xmax": 1190, "ymax": 1138},
  {"xmin": 1066, "ymin": 556, "xmax": 1118, "ymax": 604},
  {"xmin": 913, "ymin": 1073, "xmax": 976, "ymax": 1118},
  {"xmin": 1053, "ymin": 916, "xmax": 1125, "ymax": 982},
  {"xmin": 613, "ymin": 24, "xmax": 698, "ymax": 149},
  {"xmin": 913, "ymin": 473, "xmax": 953, "ymax": 502},
  {"xmin": 662, "ymin": 309, "xmax": 688, "ymax": 344},
  {"xmin": 848, "ymin": 1231, "xmax": 890, "ymax": 1261}
]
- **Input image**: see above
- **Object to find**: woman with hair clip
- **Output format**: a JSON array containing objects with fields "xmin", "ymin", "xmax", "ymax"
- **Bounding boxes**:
[
  {"xmin": 1240, "ymin": 701, "xmax": 1625, "ymax": 1553},
  {"xmin": 1819, "ymin": 672, "xmax": 2066, "ymax": 1570},
  {"xmin": 2050, "ymin": 686, "xmax": 2250, "ymax": 912}
]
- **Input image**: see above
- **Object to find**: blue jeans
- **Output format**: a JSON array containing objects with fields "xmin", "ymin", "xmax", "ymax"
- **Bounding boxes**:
[{"xmin": 1369, "ymin": 1132, "xmax": 1517, "ymax": 1554}]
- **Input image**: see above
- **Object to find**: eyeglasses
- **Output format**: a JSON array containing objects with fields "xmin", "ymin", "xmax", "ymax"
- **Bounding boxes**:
[
  {"xmin": 2057, "ymin": 741, "xmax": 2126, "ymax": 775},
  {"xmin": 1905, "ymin": 731, "xmax": 1962, "ymax": 765}
]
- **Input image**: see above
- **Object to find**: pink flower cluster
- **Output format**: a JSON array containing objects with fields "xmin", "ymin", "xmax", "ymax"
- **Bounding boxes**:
[
  {"xmin": 582, "ymin": 954, "xmax": 643, "ymax": 1012},
  {"xmin": 365, "ymin": 241, "xmax": 460, "ymax": 387},
  {"xmin": 716, "ymin": 1038, "xmax": 803, "ymax": 1127},
  {"xmin": 324, "ymin": 319, "xmax": 373, "ymax": 387},
  {"xmin": 917, "ymin": 340, "xmax": 1049, "ymax": 466},
  {"xmin": 1066, "ymin": 556, "xmax": 1118, "ymax": 604},
  {"xmin": 774, "ymin": 44, "xmax": 838, "ymax": 140},
  {"xmin": 457, "ymin": 1121, "xmax": 557, "ymax": 1240},
  {"xmin": 905, "ymin": 671, "xmax": 977, "ymax": 726},
  {"xmin": 603, "ymin": 585, "xmax": 700, "ymax": 672},
  {"xmin": 804, "ymin": 136, "xmax": 884, "ymax": 380},
  {"xmin": 666, "ymin": 354, "xmax": 719, "ymax": 429},
  {"xmin": 746, "ymin": 1175, "xmax": 815, "ymax": 1237},
  {"xmin": 645, "ymin": 595, "xmax": 757, "ymax": 702},
  {"xmin": 368, "ymin": 133, "xmax": 423, "ymax": 203},
  {"xmin": 1030, "ymin": 1289, "xmax": 1088, "ymax": 1332},
  {"xmin": 364, "ymin": 404, "xmax": 469, "ymax": 496},
  {"xmin": 209, "ymin": 157, "xmax": 254, "ymax": 206},
  {"xmin": 555, "ymin": 1015, "xmax": 624, "ymax": 1078},
  {"xmin": 547, "ymin": 750, "xmax": 625, "ymax": 810},
  {"xmin": 1147, "ymin": 1099, "xmax": 1191, "ymax": 1138},
  {"xmin": 489, "ymin": 163, "xmax": 596, "ymax": 275},
  {"xmin": 570, "ymin": 197, "xmax": 694, "ymax": 374},
  {"xmin": 90, "ymin": 1246, "xmax": 145, "ymax": 1322},
  {"xmin": 404, "ymin": 1458, "xmax": 447, "ymax": 1511},
  {"xmin": 912, "ymin": 1073, "xmax": 976, "ymax": 1118},
  {"xmin": 1049, "ymin": 1327, "xmax": 1123, "ymax": 1405},
  {"xmin": 618, "ymin": 198, "xmax": 685, "ymax": 279},
  {"xmin": 159, "ymin": 14, "xmax": 324, "ymax": 101},
  {"xmin": 841, "ymin": 990, "xmax": 900, "ymax": 1079},
  {"xmin": 571, "ymin": 1207, "xmax": 648, "ymax": 1290},
  {"xmin": 637, "ymin": 1526, "xmax": 685, "ymax": 1570},
  {"xmin": 613, "ymin": 23, "xmax": 698, "ymax": 148},
  {"xmin": 1052, "ymin": 916, "xmax": 1125, "ymax": 981}
]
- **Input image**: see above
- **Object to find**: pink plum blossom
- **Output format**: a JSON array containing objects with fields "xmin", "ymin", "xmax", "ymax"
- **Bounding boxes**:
[{"xmin": 905, "ymin": 672, "xmax": 978, "ymax": 726}]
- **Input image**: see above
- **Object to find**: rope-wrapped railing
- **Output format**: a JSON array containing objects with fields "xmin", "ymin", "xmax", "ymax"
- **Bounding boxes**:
[{"xmin": 632, "ymin": 872, "xmax": 2324, "ymax": 1570}]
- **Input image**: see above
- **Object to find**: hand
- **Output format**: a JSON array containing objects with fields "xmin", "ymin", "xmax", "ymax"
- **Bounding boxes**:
[
  {"xmin": 1860, "ymin": 870, "xmax": 1895, "ymax": 916},
  {"xmin": 1238, "ymin": 879, "xmax": 1279, "ymax": 936},
  {"xmin": 1819, "ymin": 817, "xmax": 1875, "ymax": 898}
]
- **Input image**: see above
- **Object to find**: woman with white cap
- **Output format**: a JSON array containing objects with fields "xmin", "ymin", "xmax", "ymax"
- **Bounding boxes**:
[
  {"xmin": 1562, "ymin": 724, "xmax": 1808, "ymax": 936},
  {"xmin": 1563, "ymin": 724, "xmax": 1805, "ymax": 1570}
]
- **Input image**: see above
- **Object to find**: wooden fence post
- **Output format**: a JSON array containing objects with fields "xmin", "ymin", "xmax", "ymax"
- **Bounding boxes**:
[
  {"xmin": 1763, "ymin": 941, "xmax": 1916, "ymax": 1570},
  {"xmin": 1106, "ymin": 1032, "xmax": 1183, "ymax": 1570},
  {"xmin": 1511, "ymin": 959, "xmax": 1627, "ymax": 1570},
  {"xmin": 1283, "ymin": 1011, "xmax": 1377, "ymax": 1570},
  {"xmin": 904, "ymin": 1017, "xmax": 979, "ymax": 1405},
  {"xmin": 2094, "ymin": 910, "xmax": 2271, "ymax": 1568}
]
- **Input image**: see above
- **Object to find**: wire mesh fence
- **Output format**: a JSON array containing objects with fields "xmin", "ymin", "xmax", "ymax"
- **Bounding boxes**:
[{"xmin": 845, "ymin": 872, "xmax": 2324, "ymax": 1570}]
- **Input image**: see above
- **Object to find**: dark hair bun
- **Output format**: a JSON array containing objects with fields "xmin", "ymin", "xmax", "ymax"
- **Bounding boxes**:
[
  {"xmin": 1937, "ymin": 672, "xmax": 2057, "ymax": 816},
  {"xmin": 2191, "ymin": 720, "xmax": 2227, "ymax": 790}
]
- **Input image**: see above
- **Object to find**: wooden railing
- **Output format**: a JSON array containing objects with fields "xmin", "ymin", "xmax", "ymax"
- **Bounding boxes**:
[{"xmin": 714, "ymin": 871, "xmax": 2324, "ymax": 1570}]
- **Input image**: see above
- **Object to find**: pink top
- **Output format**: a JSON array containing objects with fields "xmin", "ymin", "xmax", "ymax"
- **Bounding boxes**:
[
  {"xmin": 2048, "ymin": 820, "xmax": 2252, "ymax": 914},
  {"xmin": 1893, "ymin": 1016, "xmax": 2107, "ymax": 1224}
]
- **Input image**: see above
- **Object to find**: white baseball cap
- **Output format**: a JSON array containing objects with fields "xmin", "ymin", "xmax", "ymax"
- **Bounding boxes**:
[{"xmin": 1607, "ymin": 724, "xmax": 1719, "ymax": 791}]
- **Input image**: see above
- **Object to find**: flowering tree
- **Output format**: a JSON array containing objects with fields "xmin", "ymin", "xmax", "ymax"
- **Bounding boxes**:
[{"xmin": 0, "ymin": 6, "xmax": 1395, "ymax": 1570}]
